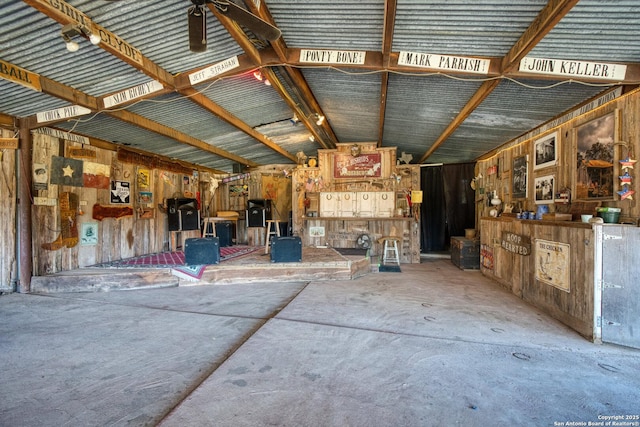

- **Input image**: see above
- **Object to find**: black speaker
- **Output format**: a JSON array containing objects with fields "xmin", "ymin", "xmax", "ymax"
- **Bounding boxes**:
[
  {"xmin": 215, "ymin": 222, "xmax": 233, "ymax": 247},
  {"xmin": 248, "ymin": 199, "xmax": 272, "ymax": 220},
  {"xmin": 246, "ymin": 207, "xmax": 266, "ymax": 228},
  {"xmin": 167, "ymin": 198, "xmax": 199, "ymax": 231}
]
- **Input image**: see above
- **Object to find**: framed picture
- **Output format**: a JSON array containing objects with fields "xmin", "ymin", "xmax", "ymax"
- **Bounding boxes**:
[
  {"xmin": 534, "ymin": 174, "xmax": 555, "ymax": 204},
  {"xmin": 575, "ymin": 111, "xmax": 616, "ymax": 200},
  {"xmin": 533, "ymin": 131, "xmax": 558, "ymax": 170},
  {"xmin": 512, "ymin": 155, "xmax": 528, "ymax": 199},
  {"xmin": 80, "ymin": 222, "xmax": 98, "ymax": 246}
]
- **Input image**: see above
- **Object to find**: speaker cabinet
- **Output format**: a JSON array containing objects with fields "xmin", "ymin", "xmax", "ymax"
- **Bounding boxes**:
[
  {"xmin": 246, "ymin": 207, "xmax": 266, "ymax": 228},
  {"xmin": 167, "ymin": 198, "xmax": 199, "ymax": 231}
]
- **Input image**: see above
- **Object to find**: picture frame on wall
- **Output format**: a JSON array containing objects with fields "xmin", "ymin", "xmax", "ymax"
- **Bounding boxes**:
[
  {"xmin": 512, "ymin": 155, "xmax": 528, "ymax": 199},
  {"xmin": 534, "ymin": 174, "xmax": 555, "ymax": 204},
  {"xmin": 575, "ymin": 111, "xmax": 616, "ymax": 200},
  {"xmin": 533, "ymin": 131, "xmax": 558, "ymax": 170}
]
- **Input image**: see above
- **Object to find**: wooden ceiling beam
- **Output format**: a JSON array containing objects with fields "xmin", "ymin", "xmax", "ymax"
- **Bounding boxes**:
[
  {"xmin": 106, "ymin": 109, "xmax": 259, "ymax": 167},
  {"xmin": 502, "ymin": 0, "xmax": 581, "ymax": 73},
  {"xmin": 418, "ymin": 0, "xmax": 580, "ymax": 164},
  {"xmin": 22, "ymin": 0, "xmax": 174, "ymax": 87},
  {"xmin": 245, "ymin": 1, "xmax": 338, "ymax": 149},
  {"xmin": 377, "ymin": 0, "xmax": 397, "ymax": 147},
  {"xmin": 178, "ymin": 87, "xmax": 298, "ymax": 163}
]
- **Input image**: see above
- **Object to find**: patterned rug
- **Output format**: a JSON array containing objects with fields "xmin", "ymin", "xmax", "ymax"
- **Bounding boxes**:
[{"xmin": 91, "ymin": 246, "xmax": 260, "ymax": 269}]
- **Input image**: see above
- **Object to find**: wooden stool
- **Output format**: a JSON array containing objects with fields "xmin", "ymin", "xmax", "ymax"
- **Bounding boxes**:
[
  {"xmin": 202, "ymin": 217, "xmax": 216, "ymax": 238},
  {"xmin": 378, "ymin": 226, "xmax": 401, "ymax": 266},
  {"xmin": 379, "ymin": 237, "xmax": 401, "ymax": 265},
  {"xmin": 264, "ymin": 219, "xmax": 280, "ymax": 254}
]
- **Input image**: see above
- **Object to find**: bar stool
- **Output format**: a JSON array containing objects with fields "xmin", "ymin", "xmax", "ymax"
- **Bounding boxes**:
[
  {"xmin": 378, "ymin": 226, "xmax": 401, "ymax": 266},
  {"xmin": 202, "ymin": 217, "xmax": 216, "ymax": 238},
  {"xmin": 264, "ymin": 219, "xmax": 280, "ymax": 254}
]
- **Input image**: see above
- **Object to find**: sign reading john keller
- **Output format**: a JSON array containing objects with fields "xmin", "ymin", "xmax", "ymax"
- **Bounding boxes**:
[{"xmin": 334, "ymin": 153, "xmax": 382, "ymax": 178}]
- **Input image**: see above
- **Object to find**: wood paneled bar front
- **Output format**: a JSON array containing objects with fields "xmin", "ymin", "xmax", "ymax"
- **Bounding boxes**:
[{"xmin": 480, "ymin": 217, "xmax": 595, "ymax": 340}]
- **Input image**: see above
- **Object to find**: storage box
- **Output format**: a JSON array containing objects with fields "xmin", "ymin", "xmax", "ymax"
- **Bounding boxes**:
[
  {"xmin": 184, "ymin": 237, "xmax": 220, "ymax": 265},
  {"xmin": 270, "ymin": 236, "xmax": 302, "ymax": 263},
  {"xmin": 450, "ymin": 237, "xmax": 480, "ymax": 270}
]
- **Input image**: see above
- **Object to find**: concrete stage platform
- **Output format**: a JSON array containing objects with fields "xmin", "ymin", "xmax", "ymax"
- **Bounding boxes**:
[{"xmin": 30, "ymin": 247, "xmax": 374, "ymax": 293}]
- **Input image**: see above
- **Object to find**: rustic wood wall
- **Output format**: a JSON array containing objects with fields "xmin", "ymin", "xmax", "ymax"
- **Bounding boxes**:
[
  {"xmin": 292, "ymin": 143, "xmax": 421, "ymax": 263},
  {"xmin": 0, "ymin": 129, "xmax": 17, "ymax": 291},
  {"xmin": 480, "ymin": 217, "xmax": 595, "ymax": 340},
  {"xmin": 476, "ymin": 88, "xmax": 640, "ymax": 226},
  {"xmin": 31, "ymin": 133, "xmax": 200, "ymax": 275}
]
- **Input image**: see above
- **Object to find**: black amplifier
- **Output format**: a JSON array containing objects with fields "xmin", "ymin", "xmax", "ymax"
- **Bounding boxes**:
[
  {"xmin": 270, "ymin": 236, "xmax": 302, "ymax": 263},
  {"xmin": 184, "ymin": 237, "xmax": 220, "ymax": 265}
]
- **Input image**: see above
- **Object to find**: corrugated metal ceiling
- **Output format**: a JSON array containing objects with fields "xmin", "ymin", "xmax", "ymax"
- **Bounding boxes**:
[{"xmin": 1, "ymin": 0, "xmax": 638, "ymax": 173}]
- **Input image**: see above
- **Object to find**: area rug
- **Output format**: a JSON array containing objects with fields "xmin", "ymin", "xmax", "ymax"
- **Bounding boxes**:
[{"xmin": 91, "ymin": 246, "xmax": 260, "ymax": 269}]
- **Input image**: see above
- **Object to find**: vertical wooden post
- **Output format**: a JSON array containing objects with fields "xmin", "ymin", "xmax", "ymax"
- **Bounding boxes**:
[{"xmin": 17, "ymin": 122, "xmax": 32, "ymax": 293}]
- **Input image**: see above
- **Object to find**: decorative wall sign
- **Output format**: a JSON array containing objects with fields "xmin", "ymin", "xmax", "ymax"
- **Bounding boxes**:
[
  {"xmin": 533, "ymin": 132, "xmax": 558, "ymax": 170},
  {"xmin": 535, "ymin": 239, "xmax": 570, "ymax": 292},
  {"xmin": 80, "ymin": 222, "xmax": 98, "ymax": 246},
  {"xmin": 137, "ymin": 168, "xmax": 151, "ymax": 190},
  {"xmin": 110, "ymin": 181, "xmax": 130, "ymax": 204},
  {"xmin": 83, "ymin": 161, "xmax": 110, "ymax": 189},
  {"xmin": 309, "ymin": 226, "xmax": 325, "ymax": 237},
  {"xmin": 334, "ymin": 153, "xmax": 382, "ymax": 178},
  {"xmin": 534, "ymin": 174, "xmax": 555, "ymax": 204},
  {"xmin": 66, "ymin": 146, "xmax": 96, "ymax": 160},
  {"xmin": 50, "ymin": 156, "xmax": 84, "ymax": 187},
  {"xmin": 576, "ymin": 112, "xmax": 616, "ymax": 200},
  {"xmin": 512, "ymin": 155, "xmax": 528, "ymax": 199},
  {"xmin": 501, "ymin": 232, "xmax": 531, "ymax": 255},
  {"xmin": 480, "ymin": 244, "xmax": 494, "ymax": 270},
  {"xmin": 0, "ymin": 137, "xmax": 19, "ymax": 149}
]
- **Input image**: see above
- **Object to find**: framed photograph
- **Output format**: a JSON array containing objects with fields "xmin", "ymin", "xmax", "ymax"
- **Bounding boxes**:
[
  {"xmin": 533, "ymin": 131, "xmax": 558, "ymax": 170},
  {"xmin": 575, "ymin": 111, "xmax": 616, "ymax": 200},
  {"xmin": 80, "ymin": 222, "xmax": 98, "ymax": 246},
  {"xmin": 534, "ymin": 174, "xmax": 555, "ymax": 204},
  {"xmin": 512, "ymin": 155, "xmax": 528, "ymax": 199}
]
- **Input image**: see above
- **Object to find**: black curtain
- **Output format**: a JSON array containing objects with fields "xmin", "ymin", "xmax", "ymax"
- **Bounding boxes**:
[
  {"xmin": 420, "ymin": 163, "xmax": 476, "ymax": 252},
  {"xmin": 442, "ymin": 163, "xmax": 476, "ymax": 239},
  {"xmin": 420, "ymin": 165, "xmax": 446, "ymax": 251}
]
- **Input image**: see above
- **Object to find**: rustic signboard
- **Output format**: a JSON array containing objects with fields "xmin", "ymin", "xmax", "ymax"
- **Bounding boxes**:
[
  {"xmin": 333, "ymin": 153, "xmax": 382, "ymax": 178},
  {"xmin": 0, "ymin": 138, "xmax": 18, "ymax": 149},
  {"xmin": 501, "ymin": 231, "xmax": 531, "ymax": 255},
  {"xmin": 535, "ymin": 239, "xmax": 571, "ymax": 292}
]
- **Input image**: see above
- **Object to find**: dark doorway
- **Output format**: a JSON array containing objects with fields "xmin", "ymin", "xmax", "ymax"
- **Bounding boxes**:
[{"xmin": 420, "ymin": 163, "xmax": 476, "ymax": 253}]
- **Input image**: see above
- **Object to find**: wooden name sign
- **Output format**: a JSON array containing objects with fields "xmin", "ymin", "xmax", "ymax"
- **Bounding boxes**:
[
  {"xmin": 501, "ymin": 231, "xmax": 531, "ymax": 256},
  {"xmin": 0, "ymin": 138, "xmax": 18, "ymax": 149}
]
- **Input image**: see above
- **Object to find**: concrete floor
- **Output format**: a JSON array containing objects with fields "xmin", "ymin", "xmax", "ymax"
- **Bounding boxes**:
[{"xmin": 1, "ymin": 258, "xmax": 638, "ymax": 426}]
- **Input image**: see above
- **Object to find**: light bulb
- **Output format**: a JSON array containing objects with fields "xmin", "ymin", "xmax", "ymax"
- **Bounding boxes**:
[
  {"xmin": 315, "ymin": 115, "xmax": 325, "ymax": 126},
  {"xmin": 89, "ymin": 33, "xmax": 101, "ymax": 45},
  {"xmin": 66, "ymin": 41, "xmax": 79, "ymax": 52}
]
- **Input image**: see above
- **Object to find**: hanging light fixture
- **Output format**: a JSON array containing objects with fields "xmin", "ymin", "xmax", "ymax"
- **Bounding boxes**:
[
  {"xmin": 60, "ymin": 23, "xmax": 100, "ymax": 52},
  {"xmin": 315, "ymin": 114, "xmax": 325, "ymax": 126}
]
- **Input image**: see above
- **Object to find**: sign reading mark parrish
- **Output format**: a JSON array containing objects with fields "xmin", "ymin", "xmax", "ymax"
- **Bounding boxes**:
[{"xmin": 501, "ymin": 231, "xmax": 531, "ymax": 256}]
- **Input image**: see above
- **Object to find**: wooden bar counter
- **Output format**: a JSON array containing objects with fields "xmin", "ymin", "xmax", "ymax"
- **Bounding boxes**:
[{"xmin": 480, "ymin": 216, "xmax": 596, "ymax": 340}]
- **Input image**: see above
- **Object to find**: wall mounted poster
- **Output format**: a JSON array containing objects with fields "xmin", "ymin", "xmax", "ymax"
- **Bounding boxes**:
[
  {"xmin": 535, "ymin": 239, "xmax": 570, "ymax": 292},
  {"xmin": 110, "ymin": 181, "xmax": 130, "ymax": 204},
  {"xmin": 334, "ymin": 153, "xmax": 382, "ymax": 178},
  {"xmin": 576, "ymin": 112, "xmax": 616, "ymax": 200},
  {"xmin": 512, "ymin": 155, "xmax": 528, "ymax": 199},
  {"xmin": 80, "ymin": 222, "xmax": 98, "ymax": 246}
]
